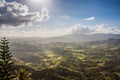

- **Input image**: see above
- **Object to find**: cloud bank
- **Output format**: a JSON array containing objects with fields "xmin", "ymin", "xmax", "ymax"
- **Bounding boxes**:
[
  {"xmin": 0, "ymin": 0, "xmax": 49, "ymax": 27},
  {"xmin": 69, "ymin": 24, "xmax": 120, "ymax": 34},
  {"xmin": 1, "ymin": 24, "xmax": 120, "ymax": 37}
]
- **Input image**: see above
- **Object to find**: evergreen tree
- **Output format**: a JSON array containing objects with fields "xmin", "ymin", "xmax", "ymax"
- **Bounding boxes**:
[{"xmin": 0, "ymin": 37, "xmax": 16, "ymax": 80}]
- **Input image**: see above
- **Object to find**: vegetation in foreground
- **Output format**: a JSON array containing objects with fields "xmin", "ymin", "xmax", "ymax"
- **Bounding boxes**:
[
  {"xmin": 0, "ymin": 37, "xmax": 120, "ymax": 80},
  {"xmin": 0, "ymin": 38, "xmax": 33, "ymax": 80}
]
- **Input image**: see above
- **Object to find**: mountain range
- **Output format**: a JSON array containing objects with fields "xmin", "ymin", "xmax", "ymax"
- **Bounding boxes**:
[{"xmin": 3, "ymin": 33, "xmax": 120, "ymax": 43}]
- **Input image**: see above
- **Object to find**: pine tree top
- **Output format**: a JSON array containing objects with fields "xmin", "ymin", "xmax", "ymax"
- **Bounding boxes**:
[{"xmin": 0, "ymin": 37, "xmax": 16, "ymax": 80}]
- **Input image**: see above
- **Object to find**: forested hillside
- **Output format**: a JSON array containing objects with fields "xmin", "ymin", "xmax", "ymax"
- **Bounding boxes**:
[{"xmin": 7, "ymin": 38, "xmax": 120, "ymax": 80}]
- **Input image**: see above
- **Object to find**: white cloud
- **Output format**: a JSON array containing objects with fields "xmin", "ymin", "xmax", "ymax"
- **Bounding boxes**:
[
  {"xmin": 41, "ymin": 8, "xmax": 50, "ymax": 21},
  {"xmin": 68, "ymin": 24, "xmax": 120, "ymax": 34},
  {"xmin": 0, "ymin": 0, "xmax": 49, "ymax": 27},
  {"xmin": 85, "ymin": 16, "xmax": 95, "ymax": 21},
  {"xmin": 94, "ymin": 24, "xmax": 120, "ymax": 34},
  {"xmin": 68, "ymin": 24, "xmax": 93, "ymax": 34}
]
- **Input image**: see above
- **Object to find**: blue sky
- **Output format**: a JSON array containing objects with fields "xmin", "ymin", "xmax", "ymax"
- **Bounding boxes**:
[
  {"xmin": 6, "ymin": 0, "xmax": 120, "ymax": 26},
  {"xmin": 0, "ymin": 0, "xmax": 120, "ymax": 37},
  {"xmin": 58, "ymin": 0, "xmax": 120, "ymax": 26}
]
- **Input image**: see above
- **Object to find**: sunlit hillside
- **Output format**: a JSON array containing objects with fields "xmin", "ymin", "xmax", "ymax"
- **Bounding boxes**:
[{"xmin": 9, "ymin": 38, "xmax": 120, "ymax": 80}]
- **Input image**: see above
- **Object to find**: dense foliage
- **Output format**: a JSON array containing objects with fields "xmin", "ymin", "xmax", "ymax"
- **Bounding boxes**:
[{"xmin": 0, "ymin": 37, "xmax": 16, "ymax": 80}]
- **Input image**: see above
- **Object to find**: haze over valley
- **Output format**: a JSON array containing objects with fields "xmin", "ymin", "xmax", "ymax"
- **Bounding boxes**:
[{"xmin": 0, "ymin": 0, "xmax": 120, "ymax": 80}]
